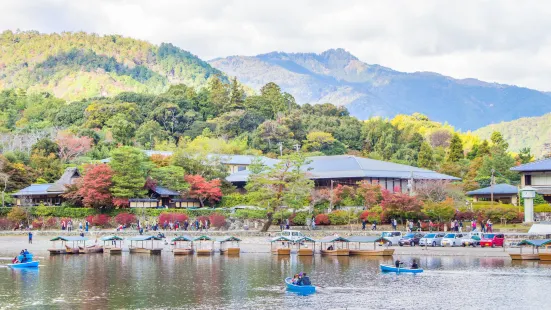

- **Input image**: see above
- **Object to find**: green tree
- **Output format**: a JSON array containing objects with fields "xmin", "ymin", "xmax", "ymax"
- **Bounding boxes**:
[
  {"xmin": 208, "ymin": 75, "xmax": 229, "ymax": 113},
  {"xmin": 302, "ymin": 131, "xmax": 346, "ymax": 155},
  {"xmin": 490, "ymin": 131, "xmax": 509, "ymax": 153},
  {"xmin": 31, "ymin": 138, "xmax": 60, "ymax": 157},
  {"xmin": 29, "ymin": 152, "xmax": 63, "ymax": 183},
  {"xmin": 477, "ymin": 152, "xmax": 519, "ymax": 183},
  {"xmin": 517, "ymin": 147, "xmax": 533, "ymax": 164},
  {"xmin": 447, "ymin": 133, "xmax": 464, "ymax": 162},
  {"xmin": 417, "ymin": 142, "xmax": 435, "ymax": 169},
  {"xmin": 477, "ymin": 140, "xmax": 490, "ymax": 157},
  {"xmin": 150, "ymin": 165, "xmax": 187, "ymax": 191},
  {"xmin": 135, "ymin": 120, "xmax": 168, "ymax": 148},
  {"xmin": 245, "ymin": 153, "xmax": 314, "ymax": 232},
  {"xmin": 228, "ymin": 76, "xmax": 245, "ymax": 111},
  {"xmin": 109, "ymin": 146, "xmax": 151, "ymax": 199},
  {"xmin": 107, "ymin": 114, "xmax": 136, "ymax": 145}
]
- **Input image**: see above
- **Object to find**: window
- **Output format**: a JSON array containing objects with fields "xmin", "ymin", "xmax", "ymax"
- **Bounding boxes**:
[
  {"xmin": 525, "ymin": 174, "xmax": 532, "ymax": 185},
  {"xmin": 238, "ymin": 165, "xmax": 246, "ymax": 172}
]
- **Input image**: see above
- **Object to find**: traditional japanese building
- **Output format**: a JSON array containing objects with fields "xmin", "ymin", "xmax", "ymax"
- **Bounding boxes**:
[
  {"xmin": 12, "ymin": 167, "xmax": 80, "ymax": 206},
  {"xmin": 466, "ymin": 183, "xmax": 519, "ymax": 205}
]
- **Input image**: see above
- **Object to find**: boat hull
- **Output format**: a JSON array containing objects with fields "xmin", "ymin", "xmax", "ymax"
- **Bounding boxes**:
[
  {"xmin": 196, "ymin": 249, "xmax": 214, "ymax": 256},
  {"xmin": 48, "ymin": 249, "xmax": 65, "ymax": 255},
  {"xmin": 509, "ymin": 253, "xmax": 539, "ymax": 260},
  {"xmin": 129, "ymin": 248, "xmax": 162, "ymax": 255},
  {"xmin": 297, "ymin": 248, "xmax": 314, "ymax": 256},
  {"xmin": 221, "ymin": 248, "xmax": 240, "ymax": 256},
  {"xmin": 8, "ymin": 261, "xmax": 39, "ymax": 268},
  {"xmin": 107, "ymin": 248, "xmax": 122, "ymax": 254},
  {"xmin": 272, "ymin": 248, "xmax": 291, "ymax": 256},
  {"xmin": 539, "ymin": 253, "xmax": 551, "ymax": 261},
  {"xmin": 174, "ymin": 248, "xmax": 194, "ymax": 255},
  {"xmin": 79, "ymin": 245, "xmax": 104, "ymax": 254},
  {"xmin": 320, "ymin": 249, "xmax": 349, "ymax": 256},
  {"xmin": 350, "ymin": 250, "xmax": 385, "ymax": 256},
  {"xmin": 380, "ymin": 264, "xmax": 423, "ymax": 273},
  {"xmin": 285, "ymin": 277, "xmax": 315, "ymax": 294}
]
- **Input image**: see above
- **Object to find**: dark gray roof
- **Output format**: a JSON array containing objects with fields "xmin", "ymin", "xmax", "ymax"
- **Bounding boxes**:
[
  {"xmin": 47, "ymin": 167, "xmax": 80, "ymax": 192},
  {"xmin": 227, "ymin": 155, "xmax": 460, "ymax": 183},
  {"xmin": 466, "ymin": 184, "xmax": 518, "ymax": 196},
  {"xmin": 153, "ymin": 186, "xmax": 180, "ymax": 196},
  {"xmin": 12, "ymin": 184, "xmax": 57, "ymax": 196},
  {"xmin": 511, "ymin": 158, "xmax": 551, "ymax": 172}
]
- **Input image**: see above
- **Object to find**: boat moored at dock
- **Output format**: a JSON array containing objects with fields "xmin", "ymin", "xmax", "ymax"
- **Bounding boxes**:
[
  {"xmin": 101, "ymin": 236, "xmax": 124, "ymax": 254},
  {"xmin": 49, "ymin": 236, "xmax": 89, "ymax": 255},
  {"xmin": 127, "ymin": 235, "xmax": 163, "ymax": 255},
  {"xmin": 194, "ymin": 235, "xmax": 215, "ymax": 256},
  {"xmin": 270, "ymin": 236, "xmax": 293, "ymax": 255},
  {"xmin": 172, "ymin": 236, "xmax": 194, "ymax": 255},
  {"xmin": 318, "ymin": 236, "xmax": 350, "ymax": 256},
  {"xmin": 348, "ymin": 236, "xmax": 393, "ymax": 256},
  {"xmin": 217, "ymin": 236, "xmax": 241, "ymax": 256}
]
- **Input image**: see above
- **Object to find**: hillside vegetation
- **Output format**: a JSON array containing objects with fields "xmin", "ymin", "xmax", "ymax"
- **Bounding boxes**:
[{"xmin": 0, "ymin": 30, "xmax": 224, "ymax": 100}]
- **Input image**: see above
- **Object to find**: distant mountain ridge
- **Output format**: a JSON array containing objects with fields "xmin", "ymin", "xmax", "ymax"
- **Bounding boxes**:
[
  {"xmin": 209, "ymin": 48, "xmax": 551, "ymax": 130},
  {"xmin": 0, "ymin": 30, "xmax": 225, "ymax": 100}
]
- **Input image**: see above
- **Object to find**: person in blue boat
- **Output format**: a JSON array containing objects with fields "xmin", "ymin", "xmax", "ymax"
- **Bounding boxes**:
[
  {"xmin": 395, "ymin": 259, "xmax": 402, "ymax": 268},
  {"xmin": 291, "ymin": 274, "xmax": 300, "ymax": 284},
  {"xmin": 301, "ymin": 273, "xmax": 311, "ymax": 286},
  {"xmin": 411, "ymin": 259, "xmax": 418, "ymax": 269}
]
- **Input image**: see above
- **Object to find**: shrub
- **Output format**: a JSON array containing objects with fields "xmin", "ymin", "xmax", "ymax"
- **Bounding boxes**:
[
  {"xmin": 32, "ymin": 218, "xmax": 44, "ymax": 229},
  {"xmin": 209, "ymin": 213, "xmax": 226, "ymax": 228},
  {"xmin": 219, "ymin": 193, "xmax": 249, "ymax": 207},
  {"xmin": 0, "ymin": 208, "xmax": 11, "ymax": 216},
  {"xmin": 86, "ymin": 214, "xmax": 111, "ymax": 227},
  {"xmin": 33, "ymin": 204, "xmax": 55, "ymax": 217},
  {"xmin": 535, "ymin": 204, "xmax": 551, "ymax": 213},
  {"xmin": 290, "ymin": 212, "xmax": 308, "ymax": 226},
  {"xmin": 234, "ymin": 209, "xmax": 267, "ymax": 219},
  {"xmin": 7, "ymin": 206, "xmax": 27, "ymax": 223},
  {"xmin": 159, "ymin": 212, "xmax": 189, "ymax": 224},
  {"xmin": 455, "ymin": 210, "xmax": 475, "ymax": 221},
  {"xmin": 52, "ymin": 207, "xmax": 96, "ymax": 218},
  {"xmin": 196, "ymin": 215, "xmax": 209, "ymax": 224},
  {"xmin": 315, "ymin": 214, "xmax": 330, "ymax": 225},
  {"xmin": 44, "ymin": 217, "xmax": 58, "ymax": 228},
  {"xmin": 0, "ymin": 218, "xmax": 14, "ymax": 230},
  {"xmin": 328, "ymin": 210, "xmax": 349, "ymax": 225},
  {"xmin": 115, "ymin": 213, "xmax": 137, "ymax": 226}
]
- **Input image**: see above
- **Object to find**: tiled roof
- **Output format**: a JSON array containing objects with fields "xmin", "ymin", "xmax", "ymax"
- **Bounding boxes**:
[
  {"xmin": 12, "ymin": 184, "xmax": 57, "ymax": 196},
  {"xmin": 510, "ymin": 158, "xmax": 551, "ymax": 172},
  {"xmin": 227, "ymin": 155, "xmax": 460, "ymax": 183},
  {"xmin": 466, "ymin": 183, "xmax": 518, "ymax": 196},
  {"xmin": 153, "ymin": 186, "xmax": 180, "ymax": 196}
]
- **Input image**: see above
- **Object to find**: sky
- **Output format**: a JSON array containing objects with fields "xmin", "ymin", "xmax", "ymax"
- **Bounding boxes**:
[{"xmin": 2, "ymin": 0, "xmax": 551, "ymax": 91}]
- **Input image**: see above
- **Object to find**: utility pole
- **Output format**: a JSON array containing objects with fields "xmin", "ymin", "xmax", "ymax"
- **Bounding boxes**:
[
  {"xmin": 491, "ymin": 168, "xmax": 495, "ymax": 205},
  {"xmin": 408, "ymin": 171, "xmax": 414, "ymax": 195},
  {"xmin": 277, "ymin": 142, "xmax": 283, "ymax": 157}
]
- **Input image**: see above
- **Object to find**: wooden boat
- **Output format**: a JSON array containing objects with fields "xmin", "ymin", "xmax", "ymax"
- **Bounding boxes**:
[
  {"xmin": 270, "ymin": 236, "xmax": 293, "ymax": 256},
  {"xmin": 380, "ymin": 264, "xmax": 423, "ymax": 274},
  {"xmin": 319, "ymin": 236, "xmax": 350, "ymax": 256},
  {"xmin": 218, "ymin": 236, "xmax": 241, "ymax": 256},
  {"xmin": 47, "ymin": 248, "xmax": 64, "ymax": 255},
  {"xmin": 539, "ymin": 253, "xmax": 551, "ymax": 261},
  {"xmin": 127, "ymin": 235, "xmax": 163, "ymax": 255},
  {"xmin": 172, "ymin": 236, "xmax": 194, "ymax": 255},
  {"xmin": 194, "ymin": 235, "xmax": 215, "ymax": 256},
  {"xmin": 100, "ymin": 236, "xmax": 124, "ymax": 254},
  {"xmin": 8, "ymin": 261, "xmax": 39, "ymax": 268},
  {"xmin": 297, "ymin": 248, "xmax": 314, "ymax": 256},
  {"xmin": 79, "ymin": 245, "xmax": 104, "ymax": 254},
  {"xmin": 347, "ymin": 236, "xmax": 394, "ymax": 256},
  {"xmin": 514, "ymin": 239, "xmax": 551, "ymax": 261},
  {"xmin": 509, "ymin": 253, "xmax": 540, "ymax": 260},
  {"xmin": 65, "ymin": 245, "xmax": 80, "ymax": 254},
  {"xmin": 295, "ymin": 236, "xmax": 316, "ymax": 256},
  {"xmin": 284, "ymin": 277, "xmax": 315, "ymax": 294}
]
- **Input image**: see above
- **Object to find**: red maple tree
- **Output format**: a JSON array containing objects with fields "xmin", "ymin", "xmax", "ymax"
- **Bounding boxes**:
[
  {"xmin": 356, "ymin": 180, "xmax": 381, "ymax": 209},
  {"xmin": 380, "ymin": 188, "xmax": 422, "ymax": 219},
  {"xmin": 184, "ymin": 175, "xmax": 222, "ymax": 208},
  {"xmin": 56, "ymin": 131, "xmax": 93, "ymax": 162},
  {"xmin": 78, "ymin": 164, "xmax": 113, "ymax": 208}
]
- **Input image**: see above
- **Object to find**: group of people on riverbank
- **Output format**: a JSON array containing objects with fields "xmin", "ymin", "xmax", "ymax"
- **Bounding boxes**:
[
  {"xmin": 291, "ymin": 272, "xmax": 311, "ymax": 286},
  {"xmin": 61, "ymin": 220, "xmax": 89, "ymax": 232}
]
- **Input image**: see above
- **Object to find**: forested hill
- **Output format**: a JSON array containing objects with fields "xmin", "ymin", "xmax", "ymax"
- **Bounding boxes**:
[
  {"xmin": 475, "ymin": 113, "xmax": 551, "ymax": 157},
  {"xmin": 0, "ymin": 30, "xmax": 224, "ymax": 100},
  {"xmin": 209, "ymin": 49, "xmax": 551, "ymax": 130}
]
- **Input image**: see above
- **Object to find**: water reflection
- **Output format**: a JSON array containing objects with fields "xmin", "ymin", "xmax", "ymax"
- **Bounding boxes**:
[{"xmin": 2, "ymin": 252, "xmax": 551, "ymax": 309}]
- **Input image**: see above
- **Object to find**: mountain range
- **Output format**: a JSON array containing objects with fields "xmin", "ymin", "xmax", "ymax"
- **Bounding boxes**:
[{"xmin": 209, "ymin": 49, "xmax": 551, "ymax": 130}]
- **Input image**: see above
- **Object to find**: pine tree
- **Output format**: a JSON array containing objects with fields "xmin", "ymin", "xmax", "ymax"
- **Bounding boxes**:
[
  {"xmin": 207, "ymin": 75, "xmax": 229, "ymax": 113},
  {"xmin": 447, "ymin": 133, "xmax": 464, "ymax": 162},
  {"xmin": 417, "ymin": 142, "xmax": 435, "ymax": 169},
  {"xmin": 477, "ymin": 140, "xmax": 490, "ymax": 157},
  {"xmin": 490, "ymin": 131, "xmax": 508, "ymax": 154},
  {"xmin": 228, "ymin": 77, "xmax": 245, "ymax": 111}
]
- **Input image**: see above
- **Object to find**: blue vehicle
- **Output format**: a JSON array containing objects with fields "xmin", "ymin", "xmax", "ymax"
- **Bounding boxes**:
[
  {"xmin": 285, "ymin": 277, "xmax": 316, "ymax": 294},
  {"xmin": 380, "ymin": 264, "xmax": 423, "ymax": 274},
  {"xmin": 8, "ymin": 253, "xmax": 39, "ymax": 268}
]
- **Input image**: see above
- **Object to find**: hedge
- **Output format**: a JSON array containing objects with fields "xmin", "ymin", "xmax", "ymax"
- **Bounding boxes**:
[
  {"xmin": 234, "ymin": 209, "xmax": 267, "ymax": 219},
  {"xmin": 535, "ymin": 204, "xmax": 551, "ymax": 212}
]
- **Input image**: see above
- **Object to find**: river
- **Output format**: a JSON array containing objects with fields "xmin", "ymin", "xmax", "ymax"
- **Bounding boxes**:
[{"xmin": 1, "ymin": 251, "xmax": 549, "ymax": 309}]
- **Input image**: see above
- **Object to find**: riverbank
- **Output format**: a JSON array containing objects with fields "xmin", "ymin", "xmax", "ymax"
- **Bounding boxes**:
[{"xmin": 0, "ymin": 234, "xmax": 518, "ymax": 258}]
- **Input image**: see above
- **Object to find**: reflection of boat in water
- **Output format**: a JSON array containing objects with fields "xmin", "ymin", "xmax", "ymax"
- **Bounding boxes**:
[
  {"xmin": 284, "ymin": 277, "xmax": 315, "ymax": 294},
  {"xmin": 79, "ymin": 244, "xmax": 104, "ymax": 254},
  {"xmin": 380, "ymin": 264, "xmax": 423, "ymax": 274}
]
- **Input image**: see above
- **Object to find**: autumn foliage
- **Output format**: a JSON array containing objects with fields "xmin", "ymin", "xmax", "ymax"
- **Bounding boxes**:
[
  {"xmin": 209, "ymin": 213, "xmax": 226, "ymax": 228},
  {"xmin": 184, "ymin": 175, "xmax": 223, "ymax": 207},
  {"xmin": 56, "ymin": 131, "xmax": 93, "ymax": 162},
  {"xmin": 158, "ymin": 212, "xmax": 188, "ymax": 224},
  {"xmin": 315, "ymin": 214, "xmax": 330, "ymax": 225},
  {"xmin": 78, "ymin": 164, "xmax": 113, "ymax": 208},
  {"xmin": 85, "ymin": 214, "xmax": 111, "ymax": 227},
  {"xmin": 115, "ymin": 213, "xmax": 136, "ymax": 226},
  {"xmin": 380, "ymin": 188, "xmax": 422, "ymax": 219}
]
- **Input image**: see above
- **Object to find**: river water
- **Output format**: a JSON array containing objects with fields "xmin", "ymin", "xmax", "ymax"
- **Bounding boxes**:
[{"xmin": 1, "ymin": 251, "xmax": 549, "ymax": 309}]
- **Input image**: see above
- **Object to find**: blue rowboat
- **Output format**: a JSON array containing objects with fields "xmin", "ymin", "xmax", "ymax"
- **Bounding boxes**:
[
  {"xmin": 8, "ymin": 261, "xmax": 39, "ymax": 268},
  {"xmin": 380, "ymin": 264, "xmax": 423, "ymax": 274},
  {"xmin": 285, "ymin": 277, "xmax": 316, "ymax": 294}
]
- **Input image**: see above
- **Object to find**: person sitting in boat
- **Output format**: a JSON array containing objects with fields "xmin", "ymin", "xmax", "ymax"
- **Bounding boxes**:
[
  {"xmin": 327, "ymin": 245, "xmax": 334, "ymax": 251},
  {"xmin": 291, "ymin": 274, "xmax": 300, "ymax": 284},
  {"xmin": 301, "ymin": 273, "xmax": 311, "ymax": 286},
  {"xmin": 395, "ymin": 259, "xmax": 402, "ymax": 268},
  {"xmin": 12, "ymin": 256, "xmax": 19, "ymax": 264},
  {"xmin": 411, "ymin": 259, "xmax": 418, "ymax": 269}
]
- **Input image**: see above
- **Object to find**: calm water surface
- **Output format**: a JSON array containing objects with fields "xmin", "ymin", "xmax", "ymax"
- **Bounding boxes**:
[{"xmin": 1, "ymin": 251, "xmax": 549, "ymax": 309}]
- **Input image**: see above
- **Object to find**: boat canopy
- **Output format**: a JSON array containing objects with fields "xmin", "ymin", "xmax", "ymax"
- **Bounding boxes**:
[
  {"xmin": 318, "ymin": 236, "xmax": 350, "ymax": 243},
  {"xmin": 217, "ymin": 236, "xmax": 241, "ymax": 243},
  {"xmin": 295, "ymin": 236, "xmax": 317, "ymax": 243},
  {"xmin": 50, "ymin": 236, "xmax": 89, "ymax": 242},
  {"xmin": 194, "ymin": 235, "xmax": 214, "ymax": 241},
  {"xmin": 518, "ymin": 239, "xmax": 551, "ymax": 247},
  {"xmin": 100, "ymin": 235, "xmax": 124, "ymax": 241},
  {"xmin": 127, "ymin": 235, "xmax": 162, "ymax": 241},
  {"xmin": 171, "ymin": 235, "xmax": 193, "ymax": 242},
  {"xmin": 348, "ymin": 236, "xmax": 384, "ymax": 243},
  {"xmin": 270, "ymin": 236, "xmax": 294, "ymax": 243}
]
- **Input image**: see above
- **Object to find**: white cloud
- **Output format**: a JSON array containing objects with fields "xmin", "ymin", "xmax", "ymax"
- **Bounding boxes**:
[{"xmin": 2, "ymin": 0, "xmax": 551, "ymax": 90}]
